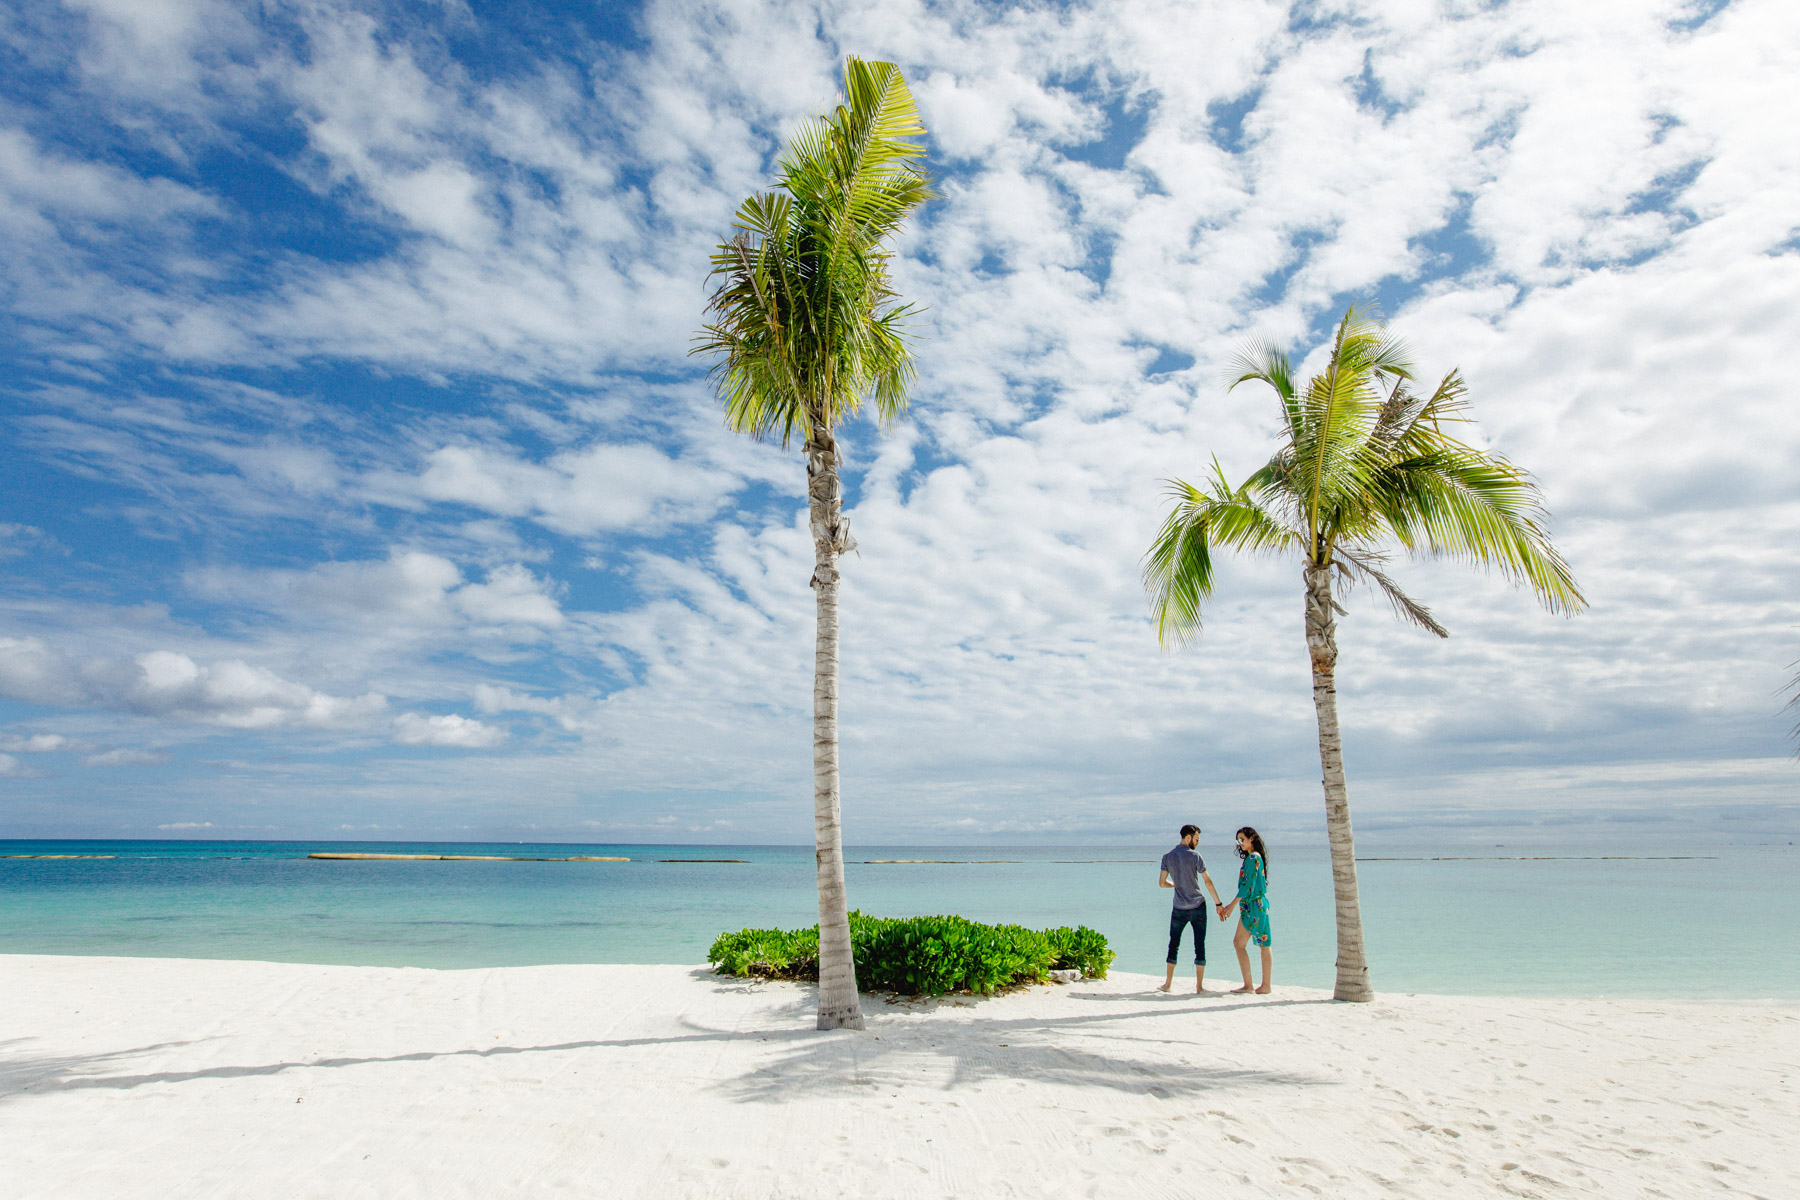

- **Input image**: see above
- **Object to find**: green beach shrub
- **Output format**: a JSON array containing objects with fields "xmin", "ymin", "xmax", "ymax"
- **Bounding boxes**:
[
  {"xmin": 1044, "ymin": 924, "xmax": 1117, "ymax": 980},
  {"xmin": 706, "ymin": 925, "xmax": 819, "ymax": 979},
  {"xmin": 708, "ymin": 912, "xmax": 1113, "ymax": 996}
]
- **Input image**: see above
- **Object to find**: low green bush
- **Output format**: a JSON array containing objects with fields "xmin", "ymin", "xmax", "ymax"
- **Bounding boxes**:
[
  {"xmin": 708, "ymin": 912, "xmax": 1114, "ymax": 996},
  {"xmin": 707, "ymin": 924, "xmax": 820, "ymax": 979},
  {"xmin": 1044, "ymin": 924, "xmax": 1117, "ymax": 980}
]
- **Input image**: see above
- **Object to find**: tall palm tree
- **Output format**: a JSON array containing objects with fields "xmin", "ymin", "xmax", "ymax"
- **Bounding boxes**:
[
  {"xmin": 1144, "ymin": 305, "xmax": 1585, "ymax": 1001},
  {"xmin": 693, "ymin": 58, "xmax": 932, "ymax": 1031}
]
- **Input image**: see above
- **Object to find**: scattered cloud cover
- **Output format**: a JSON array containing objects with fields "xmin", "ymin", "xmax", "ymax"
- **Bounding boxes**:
[{"xmin": 0, "ymin": 0, "xmax": 1795, "ymax": 845}]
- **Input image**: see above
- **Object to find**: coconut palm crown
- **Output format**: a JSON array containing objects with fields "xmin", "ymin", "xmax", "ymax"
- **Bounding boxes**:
[
  {"xmin": 1144, "ymin": 304, "xmax": 1585, "ymax": 1001},
  {"xmin": 697, "ymin": 58, "xmax": 931, "ymax": 450},
  {"xmin": 692, "ymin": 58, "xmax": 932, "ymax": 1031}
]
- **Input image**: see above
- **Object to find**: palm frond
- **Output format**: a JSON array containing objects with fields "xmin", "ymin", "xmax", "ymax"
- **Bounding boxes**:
[
  {"xmin": 1363, "ymin": 325, "xmax": 1414, "ymax": 387},
  {"xmin": 1225, "ymin": 337, "xmax": 1299, "ymax": 437},
  {"xmin": 1373, "ymin": 446, "xmax": 1586, "ymax": 614},
  {"xmin": 785, "ymin": 60, "xmax": 932, "ymax": 330},
  {"xmin": 692, "ymin": 197, "xmax": 821, "ymax": 446},
  {"xmin": 1335, "ymin": 546, "xmax": 1450, "ymax": 638},
  {"xmin": 1293, "ymin": 367, "xmax": 1377, "ymax": 530},
  {"xmin": 862, "ymin": 301, "xmax": 921, "ymax": 426},
  {"xmin": 1143, "ymin": 468, "xmax": 1298, "ymax": 648},
  {"xmin": 1384, "ymin": 369, "xmax": 1470, "ymax": 456},
  {"xmin": 1288, "ymin": 306, "xmax": 1406, "ymax": 538},
  {"xmin": 1370, "ymin": 381, "xmax": 1423, "ymax": 454}
]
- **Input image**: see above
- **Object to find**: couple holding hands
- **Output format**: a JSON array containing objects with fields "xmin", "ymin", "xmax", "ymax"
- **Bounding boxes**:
[{"xmin": 1157, "ymin": 823, "xmax": 1272, "ymax": 995}]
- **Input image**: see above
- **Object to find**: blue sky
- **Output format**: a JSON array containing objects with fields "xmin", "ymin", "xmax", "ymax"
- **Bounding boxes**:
[{"xmin": 1, "ymin": 0, "xmax": 1795, "ymax": 845}]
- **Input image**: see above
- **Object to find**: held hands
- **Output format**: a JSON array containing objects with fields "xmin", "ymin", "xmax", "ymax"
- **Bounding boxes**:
[{"xmin": 1217, "ymin": 900, "xmax": 1235, "ymax": 922}]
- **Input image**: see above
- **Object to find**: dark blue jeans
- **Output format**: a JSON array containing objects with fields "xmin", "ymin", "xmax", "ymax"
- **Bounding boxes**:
[{"xmin": 1167, "ymin": 906, "xmax": 1208, "ymax": 965}]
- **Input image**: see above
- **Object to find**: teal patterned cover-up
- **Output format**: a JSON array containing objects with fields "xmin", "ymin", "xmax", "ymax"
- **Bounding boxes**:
[{"xmin": 1236, "ymin": 852, "xmax": 1271, "ymax": 947}]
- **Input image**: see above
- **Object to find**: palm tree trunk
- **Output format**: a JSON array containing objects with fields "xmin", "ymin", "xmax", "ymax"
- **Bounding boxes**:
[
  {"xmin": 1304, "ymin": 561, "xmax": 1374, "ymax": 1002},
  {"xmin": 806, "ymin": 433, "xmax": 864, "ymax": 1031}
]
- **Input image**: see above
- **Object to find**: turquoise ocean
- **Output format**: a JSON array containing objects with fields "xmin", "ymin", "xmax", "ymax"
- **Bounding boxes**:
[{"xmin": 3, "ymin": 840, "xmax": 1796, "ymax": 1000}]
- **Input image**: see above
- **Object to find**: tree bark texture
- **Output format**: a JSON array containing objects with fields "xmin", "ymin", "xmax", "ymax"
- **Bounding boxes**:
[
  {"xmin": 806, "ymin": 434, "xmax": 865, "ymax": 1031},
  {"xmin": 1304, "ymin": 562, "xmax": 1374, "ymax": 1002}
]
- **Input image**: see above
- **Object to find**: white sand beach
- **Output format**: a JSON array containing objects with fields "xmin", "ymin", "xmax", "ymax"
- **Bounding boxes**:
[{"xmin": 3, "ymin": 955, "xmax": 1794, "ymax": 1199}]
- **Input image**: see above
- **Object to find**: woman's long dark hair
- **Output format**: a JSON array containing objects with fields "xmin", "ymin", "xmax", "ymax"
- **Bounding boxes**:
[{"xmin": 1235, "ymin": 826, "xmax": 1268, "ymax": 874}]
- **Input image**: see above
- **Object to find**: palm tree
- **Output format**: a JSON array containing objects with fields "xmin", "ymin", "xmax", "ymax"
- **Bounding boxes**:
[
  {"xmin": 1144, "ymin": 305, "xmax": 1585, "ymax": 1001},
  {"xmin": 693, "ymin": 58, "xmax": 932, "ymax": 1031}
]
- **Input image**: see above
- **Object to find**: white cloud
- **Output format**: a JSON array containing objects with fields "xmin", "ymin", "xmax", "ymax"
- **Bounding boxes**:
[
  {"xmin": 0, "ymin": 123, "xmax": 222, "ymax": 353},
  {"xmin": 0, "ymin": 637, "xmax": 387, "ymax": 730},
  {"xmin": 0, "ymin": 126, "xmax": 217, "ymax": 226},
  {"xmin": 63, "ymin": 0, "xmax": 255, "ymax": 106},
  {"xmin": 392, "ymin": 712, "xmax": 507, "ymax": 748},
  {"xmin": 86, "ymin": 748, "xmax": 170, "ymax": 767},
  {"xmin": 0, "ymin": 524, "xmax": 61, "ymax": 560},
  {"xmin": 0, "ymin": 732, "xmax": 71, "ymax": 753},
  {"xmin": 0, "ymin": 637, "xmax": 88, "ymax": 708},
  {"xmin": 452, "ymin": 563, "xmax": 565, "ymax": 629},
  {"xmin": 188, "ymin": 550, "xmax": 567, "ymax": 636},
  {"xmin": 405, "ymin": 441, "xmax": 732, "ymax": 536}
]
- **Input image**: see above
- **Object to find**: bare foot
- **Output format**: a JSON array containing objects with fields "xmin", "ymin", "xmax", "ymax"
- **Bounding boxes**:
[
  {"xmin": 1156, "ymin": 983, "xmax": 1171, "ymax": 993},
  {"xmin": 1255, "ymin": 985, "xmax": 1271, "ymax": 994},
  {"xmin": 1195, "ymin": 987, "xmax": 1212, "ymax": 994},
  {"xmin": 1229, "ymin": 985, "xmax": 1254, "ymax": 994}
]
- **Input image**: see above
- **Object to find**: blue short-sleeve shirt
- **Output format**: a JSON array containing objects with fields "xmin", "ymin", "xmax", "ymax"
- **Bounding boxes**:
[{"xmin": 1160, "ymin": 844, "xmax": 1207, "ymax": 910}]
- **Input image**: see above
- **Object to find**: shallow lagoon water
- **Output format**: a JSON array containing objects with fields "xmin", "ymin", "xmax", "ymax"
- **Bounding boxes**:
[{"xmin": 2, "ymin": 840, "xmax": 1795, "ymax": 1000}]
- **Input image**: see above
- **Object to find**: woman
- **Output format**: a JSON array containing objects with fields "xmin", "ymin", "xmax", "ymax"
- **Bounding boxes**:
[{"xmin": 1220, "ymin": 826, "xmax": 1272, "ymax": 994}]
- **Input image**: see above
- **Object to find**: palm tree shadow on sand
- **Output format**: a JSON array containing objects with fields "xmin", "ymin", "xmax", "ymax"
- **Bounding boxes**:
[
  {"xmin": 0, "ymin": 1037, "xmax": 199, "ymax": 1105},
  {"xmin": 1, "ymin": 977, "xmax": 1333, "ymax": 1105},
  {"xmin": 700, "ymin": 973, "xmax": 1334, "ymax": 1103}
]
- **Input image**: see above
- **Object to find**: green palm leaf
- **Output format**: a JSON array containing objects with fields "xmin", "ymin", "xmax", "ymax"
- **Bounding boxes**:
[
  {"xmin": 1374, "ymin": 448, "xmax": 1584, "ymax": 613},
  {"xmin": 1226, "ymin": 338, "xmax": 1300, "ymax": 438},
  {"xmin": 1144, "ymin": 463, "xmax": 1298, "ymax": 648}
]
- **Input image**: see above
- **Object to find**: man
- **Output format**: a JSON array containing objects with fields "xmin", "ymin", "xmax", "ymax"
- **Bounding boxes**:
[{"xmin": 1158, "ymin": 823, "xmax": 1225, "ymax": 993}]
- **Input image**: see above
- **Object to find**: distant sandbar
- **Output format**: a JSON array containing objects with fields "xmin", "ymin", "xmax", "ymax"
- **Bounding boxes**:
[{"xmin": 307, "ymin": 853, "xmax": 630, "ymax": 862}]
